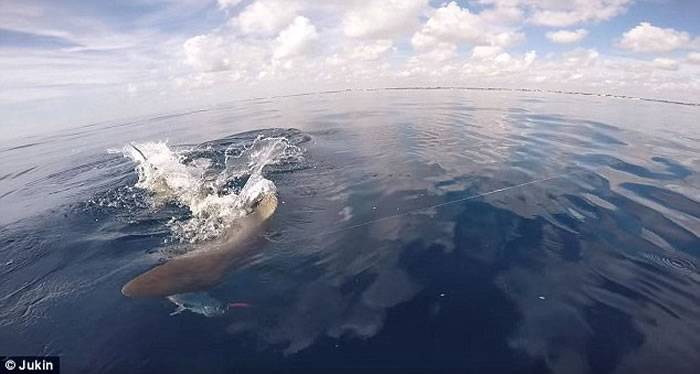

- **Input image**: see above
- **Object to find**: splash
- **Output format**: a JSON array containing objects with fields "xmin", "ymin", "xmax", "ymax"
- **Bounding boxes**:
[{"xmin": 122, "ymin": 136, "xmax": 302, "ymax": 243}]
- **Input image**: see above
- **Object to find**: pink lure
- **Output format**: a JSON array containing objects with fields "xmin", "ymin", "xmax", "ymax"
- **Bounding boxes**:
[{"xmin": 227, "ymin": 302, "xmax": 252, "ymax": 309}]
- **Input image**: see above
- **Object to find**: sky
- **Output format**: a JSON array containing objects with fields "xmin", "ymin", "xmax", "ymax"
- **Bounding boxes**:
[{"xmin": 2, "ymin": 0, "xmax": 700, "ymax": 136}]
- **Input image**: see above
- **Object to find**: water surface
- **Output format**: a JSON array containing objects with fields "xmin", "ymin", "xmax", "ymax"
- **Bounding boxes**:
[{"xmin": 1, "ymin": 89, "xmax": 699, "ymax": 373}]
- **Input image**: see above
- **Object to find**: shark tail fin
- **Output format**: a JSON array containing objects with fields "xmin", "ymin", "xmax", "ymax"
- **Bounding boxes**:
[
  {"xmin": 170, "ymin": 305, "xmax": 185, "ymax": 316},
  {"xmin": 130, "ymin": 143, "xmax": 159, "ymax": 172},
  {"xmin": 129, "ymin": 143, "xmax": 148, "ymax": 162}
]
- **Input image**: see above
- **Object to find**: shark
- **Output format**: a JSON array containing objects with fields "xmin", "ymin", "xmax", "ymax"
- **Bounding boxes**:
[{"xmin": 121, "ymin": 192, "xmax": 278, "ymax": 298}]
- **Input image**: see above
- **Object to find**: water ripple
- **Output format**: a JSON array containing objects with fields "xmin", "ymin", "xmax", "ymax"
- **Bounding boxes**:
[{"xmin": 2, "ymin": 89, "xmax": 700, "ymax": 372}]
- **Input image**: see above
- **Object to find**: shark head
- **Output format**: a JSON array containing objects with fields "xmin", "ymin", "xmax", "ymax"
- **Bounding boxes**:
[{"xmin": 251, "ymin": 192, "xmax": 278, "ymax": 221}]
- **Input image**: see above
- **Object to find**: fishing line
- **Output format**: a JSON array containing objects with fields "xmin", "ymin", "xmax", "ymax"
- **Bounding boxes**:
[
  {"xmin": 267, "ymin": 143, "xmax": 646, "ymax": 244},
  {"xmin": 126, "ymin": 137, "xmax": 586, "ymax": 245},
  {"xmin": 271, "ymin": 170, "xmax": 577, "ymax": 244}
]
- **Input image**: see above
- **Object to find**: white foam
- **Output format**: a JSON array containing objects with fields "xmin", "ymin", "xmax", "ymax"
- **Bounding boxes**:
[{"xmin": 122, "ymin": 136, "xmax": 300, "ymax": 243}]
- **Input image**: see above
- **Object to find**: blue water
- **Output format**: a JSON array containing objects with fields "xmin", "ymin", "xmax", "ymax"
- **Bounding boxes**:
[{"xmin": 1, "ymin": 89, "xmax": 699, "ymax": 373}]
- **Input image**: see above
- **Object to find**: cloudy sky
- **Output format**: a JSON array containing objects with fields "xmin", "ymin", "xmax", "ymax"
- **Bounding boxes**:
[{"xmin": 2, "ymin": 0, "xmax": 700, "ymax": 134}]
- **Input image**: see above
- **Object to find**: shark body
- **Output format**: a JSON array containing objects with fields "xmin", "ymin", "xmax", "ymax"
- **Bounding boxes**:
[{"xmin": 121, "ymin": 193, "xmax": 278, "ymax": 297}]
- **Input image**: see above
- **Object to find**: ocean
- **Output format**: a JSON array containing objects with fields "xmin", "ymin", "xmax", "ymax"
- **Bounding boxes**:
[{"xmin": 1, "ymin": 88, "xmax": 699, "ymax": 373}]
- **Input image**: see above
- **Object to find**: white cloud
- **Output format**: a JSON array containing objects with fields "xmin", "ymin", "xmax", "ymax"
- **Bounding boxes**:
[
  {"xmin": 420, "ymin": 43, "xmax": 458, "ymax": 62},
  {"xmin": 217, "ymin": 0, "xmax": 242, "ymax": 9},
  {"xmin": 462, "ymin": 50, "xmax": 537, "ymax": 77},
  {"xmin": 183, "ymin": 34, "xmax": 230, "ymax": 72},
  {"xmin": 652, "ymin": 57, "xmax": 679, "ymax": 71},
  {"xmin": 546, "ymin": 29, "xmax": 588, "ymax": 44},
  {"xmin": 687, "ymin": 52, "xmax": 700, "ymax": 65},
  {"xmin": 5, "ymin": 0, "xmax": 700, "ymax": 134},
  {"xmin": 561, "ymin": 48, "xmax": 600, "ymax": 67},
  {"xmin": 472, "ymin": 45, "xmax": 505, "ymax": 59},
  {"xmin": 273, "ymin": 16, "xmax": 319, "ymax": 59},
  {"xmin": 343, "ymin": 0, "xmax": 427, "ymax": 39},
  {"xmin": 618, "ymin": 22, "xmax": 691, "ymax": 53},
  {"xmin": 234, "ymin": 0, "xmax": 301, "ymax": 36},
  {"xmin": 411, "ymin": 1, "xmax": 524, "ymax": 55},
  {"xmin": 349, "ymin": 40, "xmax": 394, "ymax": 61},
  {"xmin": 528, "ymin": 0, "xmax": 631, "ymax": 27},
  {"xmin": 182, "ymin": 32, "xmax": 270, "ymax": 76},
  {"xmin": 473, "ymin": 0, "xmax": 524, "ymax": 24}
]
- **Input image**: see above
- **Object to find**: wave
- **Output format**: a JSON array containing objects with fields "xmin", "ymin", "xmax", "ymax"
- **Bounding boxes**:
[{"xmin": 120, "ymin": 131, "xmax": 305, "ymax": 244}]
